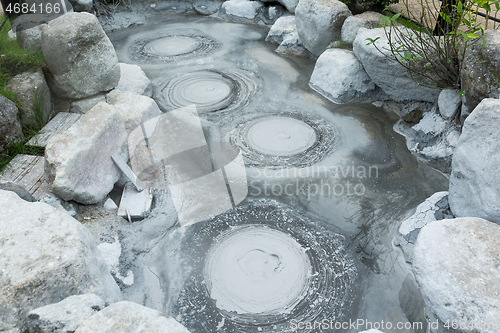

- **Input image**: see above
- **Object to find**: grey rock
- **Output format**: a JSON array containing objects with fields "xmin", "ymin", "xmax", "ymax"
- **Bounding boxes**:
[
  {"xmin": 413, "ymin": 217, "xmax": 500, "ymax": 332},
  {"xmin": 16, "ymin": 24, "xmax": 46, "ymax": 51},
  {"xmin": 115, "ymin": 63, "xmax": 153, "ymax": 97},
  {"xmin": 106, "ymin": 89, "xmax": 162, "ymax": 134},
  {"xmin": 276, "ymin": 31, "xmax": 309, "ymax": 57},
  {"xmin": 265, "ymin": 15, "xmax": 296, "ymax": 45},
  {"xmin": 219, "ymin": 0, "xmax": 264, "ymax": 23},
  {"xmin": 394, "ymin": 104, "xmax": 459, "ymax": 173},
  {"xmin": 394, "ymin": 191, "xmax": 451, "ymax": 263},
  {"xmin": 70, "ymin": 94, "xmax": 106, "ymax": 114},
  {"xmin": 193, "ymin": 0, "xmax": 224, "ymax": 15},
  {"xmin": 6, "ymin": 70, "xmax": 53, "ymax": 127},
  {"xmin": 27, "ymin": 294, "xmax": 105, "ymax": 333},
  {"xmin": 449, "ymin": 98, "xmax": 500, "ymax": 223},
  {"xmin": 461, "ymin": 30, "xmax": 500, "ymax": 113},
  {"xmin": 260, "ymin": 5, "xmax": 286, "ymax": 25},
  {"xmin": 41, "ymin": 12, "xmax": 120, "ymax": 99},
  {"xmin": 310, "ymin": 48, "xmax": 387, "ymax": 103},
  {"xmin": 45, "ymin": 102, "xmax": 127, "ymax": 204},
  {"xmin": 295, "ymin": 0, "xmax": 351, "ymax": 56},
  {"xmin": 437, "ymin": 89, "xmax": 461, "ymax": 119},
  {"xmin": 0, "ymin": 95, "xmax": 23, "ymax": 152},
  {"xmin": 75, "ymin": 301, "xmax": 191, "ymax": 333},
  {"xmin": 353, "ymin": 28, "xmax": 441, "ymax": 102},
  {"xmin": 0, "ymin": 176, "xmax": 35, "ymax": 202},
  {"xmin": 0, "ymin": 190, "xmax": 121, "ymax": 333},
  {"xmin": 39, "ymin": 193, "xmax": 77, "ymax": 216},
  {"xmin": 398, "ymin": 274, "xmax": 427, "ymax": 333},
  {"xmin": 278, "ymin": 0, "xmax": 299, "ymax": 13},
  {"xmin": 341, "ymin": 11, "xmax": 384, "ymax": 43},
  {"xmin": 68, "ymin": 0, "xmax": 93, "ymax": 12}
]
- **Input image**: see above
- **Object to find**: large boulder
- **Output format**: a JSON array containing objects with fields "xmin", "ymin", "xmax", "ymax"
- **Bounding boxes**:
[
  {"xmin": 41, "ymin": 12, "xmax": 120, "ymax": 99},
  {"xmin": 0, "ymin": 95, "xmax": 23, "ymax": 152},
  {"xmin": 45, "ymin": 102, "xmax": 127, "ymax": 204},
  {"xmin": 70, "ymin": 94, "xmax": 106, "ymax": 114},
  {"xmin": 353, "ymin": 28, "xmax": 441, "ymax": 102},
  {"xmin": 265, "ymin": 15, "xmax": 297, "ymax": 45},
  {"xmin": 0, "ymin": 190, "xmax": 121, "ymax": 332},
  {"xmin": 115, "ymin": 63, "xmax": 153, "ymax": 97},
  {"xmin": 75, "ymin": 301, "xmax": 191, "ymax": 333},
  {"xmin": 262, "ymin": 0, "xmax": 299, "ymax": 13},
  {"xmin": 295, "ymin": 0, "xmax": 351, "ymax": 56},
  {"xmin": 394, "ymin": 191, "xmax": 452, "ymax": 263},
  {"xmin": 437, "ymin": 88, "xmax": 461, "ymax": 119},
  {"xmin": 309, "ymin": 48, "xmax": 386, "ymax": 103},
  {"xmin": 106, "ymin": 89, "xmax": 162, "ymax": 134},
  {"xmin": 449, "ymin": 98, "xmax": 500, "ymax": 223},
  {"xmin": 341, "ymin": 11, "xmax": 384, "ymax": 43},
  {"xmin": 461, "ymin": 30, "xmax": 500, "ymax": 114},
  {"xmin": 27, "ymin": 294, "xmax": 105, "ymax": 333},
  {"xmin": 0, "ymin": 176, "xmax": 36, "ymax": 202},
  {"xmin": 6, "ymin": 70, "xmax": 53, "ymax": 127},
  {"xmin": 413, "ymin": 217, "xmax": 500, "ymax": 331}
]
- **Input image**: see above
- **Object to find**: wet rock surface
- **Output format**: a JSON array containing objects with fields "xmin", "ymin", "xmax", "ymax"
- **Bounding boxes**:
[
  {"xmin": 0, "ymin": 190, "xmax": 122, "ymax": 333},
  {"xmin": 413, "ymin": 217, "xmax": 500, "ymax": 332},
  {"xmin": 42, "ymin": 12, "xmax": 120, "ymax": 99},
  {"xmin": 449, "ymin": 98, "xmax": 500, "ymax": 223}
]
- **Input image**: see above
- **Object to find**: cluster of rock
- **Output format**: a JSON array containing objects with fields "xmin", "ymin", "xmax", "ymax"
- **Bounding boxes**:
[{"xmin": 0, "ymin": 11, "xmax": 190, "ymax": 333}]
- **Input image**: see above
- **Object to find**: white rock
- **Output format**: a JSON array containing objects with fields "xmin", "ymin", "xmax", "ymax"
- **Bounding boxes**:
[
  {"xmin": 394, "ymin": 191, "xmax": 451, "ymax": 263},
  {"xmin": 97, "ymin": 237, "xmax": 134, "ymax": 286},
  {"xmin": 70, "ymin": 94, "xmax": 106, "ymax": 114},
  {"xmin": 309, "ymin": 48, "xmax": 386, "ymax": 103},
  {"xmin": 45, "ymin": 102, "xmax": 127, "ymax": 204},
  {"xmin": 6, "ymin": 70, "xmax": 53, "ymax": 128},
  {"xmin": 265, "ymin": 15, "xmax": 296, "ymax": 45},
  {"xmin": 221, "ymin": 0, "xmax": 264, "ymax": 20},
  {"xmin": 353, "ymin": 28, "xmax": 441, "ymax": 102},
  {"xmin": 278, "ymin": 0, "xmax": 299, "ymax": 13},
  {"xmin": 0, "ymin": 190, "xmax": 121, "ymax": 332},
  {"xmin": 39, "ymin": 193, "xmax": 77, "ymax": 216},
  {"xmin": 75, "ymin": 301, "xmax": 191, "ymax": 333},
  {"xmin": 116, "ymin": 63, "xmax": 153, "ymax": 97},
  {"xmin": 104, "ymin": 197, "xmax": 118, "ymax": 210},
  {"xmin": 437, "ymin": 89, "xmax": 461, "ymax": 119},
  {"xmin": 41, "ymin": 12, "xmax": 120, "ymax": 99},
  {"xmin": 27, "ymin": 294, "xmax": 105, "ymax": 333},
  {"xmin": 295, "ymin": 0, "xmax": 351, "ymax": 56},
  {"xmin": 449, "ymin": 98, "xmax": 500, "ymax": 223},
  {"xmin": 341, "ymin": 11, "xmax": 384, "ymax": 43},
  {"xmin": 413, "ymin": 217, "xmax": 500, "ymax": 331},
  {"xmin": 117, "ymin": 183, "xmax": 153, "ymax": 220},
  {"xmin": 106, "ymin": 89, "xmax": 162, "ymax": 134},
  {"xmin": 276, "ymin": 31, "xmax": 309, "ymax": 57}
]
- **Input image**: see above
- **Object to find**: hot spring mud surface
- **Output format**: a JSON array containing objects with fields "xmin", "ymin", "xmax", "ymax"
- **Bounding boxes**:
[{"xmin": 108, "ymin": 14, "xmax": 448, "ymax": 333}]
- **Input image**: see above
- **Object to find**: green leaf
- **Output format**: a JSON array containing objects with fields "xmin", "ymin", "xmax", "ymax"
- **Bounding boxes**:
[
  {"xmin": 457, "ymin": 1, "xmax": 463, "ymax": 12},
  {"xmin": 392, "ymin": 13, "xmax": 401, "ymax": 20},
  {"xmin": 365, "ymin": 37, "xmax": 380, "ymax": 45},
  {"xmin": 467, "ymin": 33, "xmax": 479, "ymax": 38},
  {"xmin": 461, "ymin": 31, "xmax": 470, "ymax": 41},
  {"xmin": 460, "ymin": 90, "xmax": 465, "ymax": 97}
]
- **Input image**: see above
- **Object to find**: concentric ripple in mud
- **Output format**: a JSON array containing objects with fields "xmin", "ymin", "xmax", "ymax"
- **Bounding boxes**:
[
  {"xmin": 170, "ymin": 200, "xmax": 358, "ymax": 332},
  {"xmin": 129, "ymin": 29, "xmax": 221, "ymax": 63},
  {"xmin": 155, "ymin": 69, "xmax": 260, "ymax": 113},
  {"xmin": 228, "ymin": 113, "xmax": 338, "ymax": 168}
]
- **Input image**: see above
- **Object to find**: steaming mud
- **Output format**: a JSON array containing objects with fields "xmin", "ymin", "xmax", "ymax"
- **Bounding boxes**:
[
  {"xmin": 155, "ymin": 69, "xmax": 260, "ymax": 113},
  {"xmin": 228, "ymin": 113, "xmax": 338, "ymax": 168},
  {"xmin": 168, "ymin": 200, "xmax": 358, "ymax": 332},
  {"xmin": 129, "ymin": 28, "xmax": 221, "ymax": 63}
]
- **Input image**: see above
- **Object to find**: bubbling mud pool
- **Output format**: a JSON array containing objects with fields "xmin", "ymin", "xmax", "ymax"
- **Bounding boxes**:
[{"xmin": 109, "ymin": 13, "xmax": 449, "ymax": 333}]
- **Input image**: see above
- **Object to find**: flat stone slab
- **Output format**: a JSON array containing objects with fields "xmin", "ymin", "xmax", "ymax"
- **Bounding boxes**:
[
  {"xmin": 118, "ymin": 183, "xmax": 153, "ymax": 220},
  {"xmin": 1, "ymin": 154, "xmax": 51, "ymax": 200},
  {"xmin": 27, "ymin": 112, "xmax": 82, "ymax": 148}
]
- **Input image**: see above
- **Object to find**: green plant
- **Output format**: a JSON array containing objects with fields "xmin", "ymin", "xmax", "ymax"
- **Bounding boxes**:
[
  {"xmin": 367, "ymin": 0, "xmax": 498, "ymax": 90},
  {"xmin": 342, "ymin": 0, "xmax": 400, "ymax": 11},
  {"xmin": 30, "ymin": 87, "xmax": 49, "ymax": 129}
]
